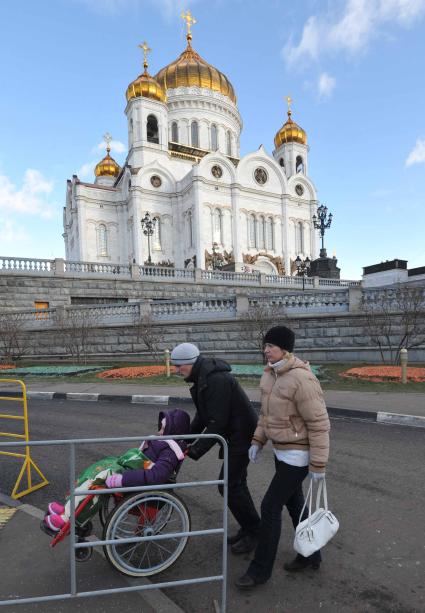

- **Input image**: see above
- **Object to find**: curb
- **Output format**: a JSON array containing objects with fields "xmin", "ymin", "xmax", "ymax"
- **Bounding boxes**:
[{"xmin": 2, "ymin": 390, "xmax": 425, "ymax": 429}]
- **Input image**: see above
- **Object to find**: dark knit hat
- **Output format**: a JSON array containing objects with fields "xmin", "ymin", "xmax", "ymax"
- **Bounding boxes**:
[{"xmin": 263, "ymin": 326, "xmax": 295, "ymax": 352}]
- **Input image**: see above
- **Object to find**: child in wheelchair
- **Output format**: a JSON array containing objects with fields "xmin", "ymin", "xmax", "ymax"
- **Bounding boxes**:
[{"xmin": 42, "ymin": 408, "xmax": 190, "ymax": 534}]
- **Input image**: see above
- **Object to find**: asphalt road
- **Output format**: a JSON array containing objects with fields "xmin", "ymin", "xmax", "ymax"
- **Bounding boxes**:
[{"xmin": 0, "ymin": 398, "xmax": 424, "ymax": 613}]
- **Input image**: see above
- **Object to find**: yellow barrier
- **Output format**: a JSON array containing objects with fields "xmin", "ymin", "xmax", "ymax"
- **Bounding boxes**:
[{"xmin": 0, "ymin": 379, "xmax": 49, "ymax": 499}]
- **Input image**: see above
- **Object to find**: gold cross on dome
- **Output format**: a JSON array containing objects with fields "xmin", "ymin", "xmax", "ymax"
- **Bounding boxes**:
[
  {"xmin": 103, "ymin": 132, "xmax": 112, "ymax": 152},
  {"xmin": 181, "ymin": 10, "xmax": 197, "ymax": 36},
  {"xmin": 286, "ymin": 95, "xmax": 292, "ymax": 112},
  {"xmin": 138, "ymin": 41, "xmax": 151, "ymax": 69}
]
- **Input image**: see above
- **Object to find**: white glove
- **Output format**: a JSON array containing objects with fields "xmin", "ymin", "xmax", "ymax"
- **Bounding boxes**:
[
  {"xmin": 248, "ymin": 444, "xmax": 261, "ymax": 463},
  {"xmin": 309, "ymin": 471, "xmax": 325, "ymax": 481}
]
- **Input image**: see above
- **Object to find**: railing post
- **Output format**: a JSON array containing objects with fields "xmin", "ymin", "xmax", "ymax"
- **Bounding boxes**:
[
  {"xmin": 313, "ymin": 276, "xmax": 320, "ymax": 289},
  {"xmin": 130, "ymin": 263, "xmax": 140, "ymax": 280},
  {"xmin": 348, "ymin": 286, "xmax": 362, "ymax": 312},
  {"xmin": 400, "ymin": 348, "xmax": 408, "ymax": 384},
  {"xmin": 259, "ymin": 273, "xmax": 267, "ymax": 286},
  {"xmin": 236, "ymin": 294, "xmax": 249, "ymax": 317},
  {"xmin": 194, "ymin": 268, "xmax": 203, "ymax": 284},
  {"xmin": 164, "ymin": 349, "xmax": 171, "ymax": 377},
  {"xmin": 54, "ymin": 258, "xmax": 65, "ymax": 275},
  {"xmin": 138, "ymin": 300, "xmax": 151, "ymax": 320}
]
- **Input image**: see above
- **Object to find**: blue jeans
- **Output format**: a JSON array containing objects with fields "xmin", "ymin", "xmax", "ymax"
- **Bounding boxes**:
[{"xmin": 247, "ymin": 458, "xmax": 321, "ymax": 582}]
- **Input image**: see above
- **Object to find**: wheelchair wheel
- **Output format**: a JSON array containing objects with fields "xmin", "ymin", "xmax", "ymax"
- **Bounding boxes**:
[
  {"xmin": 99, "ymin": 494, "xmax": 121, "ymax": 527},
  {"xmin": 103, "ymin": 491, "xmax": 190, "ymax": 577}
]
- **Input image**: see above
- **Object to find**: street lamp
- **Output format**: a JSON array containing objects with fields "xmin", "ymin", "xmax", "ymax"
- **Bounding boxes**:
[
  {"xmin": 141, "ymin": 211, "xmax": 158, "ymax": 265},
  {"xmin": 295, "ymin": 255, "xmax": 311, "ymax": 290},
  {"xmin": 211, "ymin": 242, "xmax": 223, "ymax": 270},
  {"xmin": 312, "ymin": 204, "xmax": 333, "ymax": 258}
]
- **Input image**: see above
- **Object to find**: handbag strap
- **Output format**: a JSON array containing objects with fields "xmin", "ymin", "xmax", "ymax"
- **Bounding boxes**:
[
  {"xmin": 297, "ymin": 479, "xmax": 313, "ymax": 526},
  {"xmin": 314, "ymin": 478, "xmax": 328, "ymax": 511}
]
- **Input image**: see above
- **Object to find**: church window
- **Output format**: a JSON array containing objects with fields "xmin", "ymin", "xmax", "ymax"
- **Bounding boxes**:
[
  {"xmin": 147, "ymin": 115, "xmax": 159, "ymax": 144},
  {"xmin": 97, "ymin": 224, "xmax": 108, "ymax": 257},
  {"xmin": 191, "ymin": 121, "xmax": 199, "ymax": 147},
  {"xmin": 296, "ymin": 155, "xmax": 304, "ymax": 173},
  {"xmin": 153, "ymin": 217, "xmax": 161, "ymax": 250},
  {"xmin": 279, "ymin": 157, "xmax": 285, "ymax": 168},
  {"xmin": 296, "ymin": 221, "xmax": 304, "ymax": 253},
  {"xmin": 171, "ymin": 121, "xmax": 179, "ymax": 143},
  {"xmin": 226, "ymin": 130, "xmax": 232, "ymax": 156},
  {"xmin": 211, "ymin": 124, "xmax": 218, "ymax": 150},
  {"xmin": 259, "ymin": 216, "xmax": 266, "ymax": 249},
  {"xmin": 187, "ymin": 210, "xmax": 193, "ymax": 247},
  {"xmin": 249, "ymin": 214, "xmax": 257, "ymax": 248},
  {"xmin": 266, "ymin": 217, "xmax": 274, "ymax": 250},
  {"xmin": 213, "ymin": 208, "xmax": 223, "ymax": 244}
]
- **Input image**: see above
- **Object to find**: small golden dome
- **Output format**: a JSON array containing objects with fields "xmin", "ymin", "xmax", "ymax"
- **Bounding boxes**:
[
  {"xmin": 274, "ymin": 110, "xmax": 307, "ymax": 148},
  {"xmin": 126, "ymin": 68, "xmax": 166, "ymax": 103},
  {"xmin": 94, "ymin": 147, "xmax": 121, "ymax": 178},
  {"xmin": 155, "ymin": 37, "xmax": 236, "ymax": 104}
]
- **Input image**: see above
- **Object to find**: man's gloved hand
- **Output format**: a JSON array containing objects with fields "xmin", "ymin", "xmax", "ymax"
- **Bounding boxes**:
[
  {"xmin": 248, "ymin": 444, "xmax": 261, "ymax": 463},
  {"xmin": 186, "ymin": 445, "xmax": 200, "ymax": 461},
  {"xmin": 105, "ymin": 473, "xmax": 123, "ymax": 488},
  {"xmin": 309, "ymin": 471, "xmax": 325, "ymax": 482}
]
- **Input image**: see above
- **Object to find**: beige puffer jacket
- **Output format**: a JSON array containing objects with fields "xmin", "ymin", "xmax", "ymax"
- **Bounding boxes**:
[{"xmin": 252, "ymin": 356, "xmax": 330, "ymax": 473}]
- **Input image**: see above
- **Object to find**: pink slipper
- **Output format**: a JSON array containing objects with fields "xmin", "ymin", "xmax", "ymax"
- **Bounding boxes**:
[
  {"xmin": 44, "ymin": 513, "xmax": 66, "ymax": 532},
  {"xmin": 48, "ymin": 502, "xmax": 65, "ymax": 515}
]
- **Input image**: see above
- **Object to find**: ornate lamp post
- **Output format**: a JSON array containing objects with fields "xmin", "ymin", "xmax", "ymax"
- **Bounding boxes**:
[
  {"xmin": 211, "ymin": 242, "xmax": 223, "ymax": 270},
  {"xmin": 141, "ymin": 212, "xmax": 157, "ymax": 264},
  {"xmin": 312, "ymin": 204, "xmax": 333, "ymax": 258},
  {"xmin": 295, "ymin": 255, "xmax": 311, "ymax": 290}
]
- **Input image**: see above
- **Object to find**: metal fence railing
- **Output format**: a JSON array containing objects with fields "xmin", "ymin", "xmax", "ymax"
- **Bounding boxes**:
[{"xmin": 0, "ymin": 433, "xmax": 228, "ymax": 612}]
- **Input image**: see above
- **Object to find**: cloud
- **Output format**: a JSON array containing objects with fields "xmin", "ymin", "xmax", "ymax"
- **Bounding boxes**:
[
  {"xmin": 75, "ymin": 0, "xmax": 207, "ymax": 18},
  {"xmin": 283, "ymin": 0, "xmax": 425, "ymax": 67},
  {"xmin": 0, "ymin": 170, "xmax": 57, "ymax": 218},
  {"xmin": 93, "ymin": 139, "xmax": 126, "ymax": 154},
  {"xmin": 77, "ymin": 161, "xmax": 97, "ymax": 179},
  {"xmin": 0, "ymin": 218, "xmax": 28, "ymax": 243},
  {"xmin": 317, "ymin": 72, "xmax": 336, "ymax": 99},
  {"xmin": 405, "ymin": 139, "xmax": 425, "ymax": 166}
]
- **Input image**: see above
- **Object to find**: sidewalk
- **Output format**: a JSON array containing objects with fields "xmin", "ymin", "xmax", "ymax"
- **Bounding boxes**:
[{"xmin": 1, "ymin": 379, "xmax": 424, "ymax": 426}]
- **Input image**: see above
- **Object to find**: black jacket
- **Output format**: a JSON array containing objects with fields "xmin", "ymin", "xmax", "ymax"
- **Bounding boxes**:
[{"xmin": 187, "ymin": 356, "xmax": 258, "ymax": 460}]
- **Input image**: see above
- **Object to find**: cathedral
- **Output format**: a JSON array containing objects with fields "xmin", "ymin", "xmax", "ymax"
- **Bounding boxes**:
[{"xmin": 63, "ymin": 12, "xmax": 319, "ymax": 276}]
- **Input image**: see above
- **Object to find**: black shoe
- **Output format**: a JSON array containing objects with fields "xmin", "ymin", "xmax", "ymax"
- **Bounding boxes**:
[
  {"xmin": 234, "ymin": 573, "xmax": 264, "ymax": 589},
  {"xmin": 227, "ymin": 529, "xmax": 245, "ymax": 545},
  {"xmin": 284, "ymin": 554, "xmax": 321, "ymax": 572},
  {"xmin": 40, "ymin": 518, "xmax": 57, "ymax": 538},
  {"xmin": 231, "ymin": 533, "xmax": 258, "ymax": 555}
]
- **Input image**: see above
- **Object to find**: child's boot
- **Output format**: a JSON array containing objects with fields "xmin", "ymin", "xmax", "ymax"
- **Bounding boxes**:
[
  {"xmin": 48, "ymin": 501, "xmax": 65, "ymax": 515},
  {"xmin": 44, "ymin": 513, "xmax": 66, "ymax": 532}
]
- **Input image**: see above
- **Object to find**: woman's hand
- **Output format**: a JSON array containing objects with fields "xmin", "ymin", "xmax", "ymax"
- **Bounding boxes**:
[{"xmin": 248, "ymin": 444, "xmax": 261, "ymax": 463}]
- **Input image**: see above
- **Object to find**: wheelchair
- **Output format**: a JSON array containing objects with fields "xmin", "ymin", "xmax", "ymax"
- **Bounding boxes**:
[{"xmin": 45, "ymin": 486, "xmax": 191, "ymax": 578}]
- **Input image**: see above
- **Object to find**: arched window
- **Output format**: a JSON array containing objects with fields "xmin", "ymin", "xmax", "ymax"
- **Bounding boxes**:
[
  {"xmin": 191, "ymin": 121, "xmax": 199, "ymax": 147},
  {"xmin": 153, "ymin": 217, "xmax": 161, "ymax": 250},
  {"xmin": 279, "ymin": 157, "xmax": 285, "ymax": 168},
  {"xmin": 266, "ymin": 217, "xmax": 274, "ymax": 250},
  {"xmin": 296, "ymin": 155, "xmax": 304, "ymax": 173},
  {"xmin": 211, "ymin": 124, "xmax": 218, "ymax": 150},
  {"xmin": 171, "ymin": 121, "xmax": 178, "ymax": 143},
  {"xmin": 226, "ymin": 130, "xmax": 232, "ymax": 156},
  {"xmin": 296, "ymin": 221, "xmax": 304, "ymax": 253},
  {"xmin": 259, "ymin": 216, "xmax": 266, "ymax": 249},
  {"xmin": 213, "ymin": 208, "xmax": 222, "ymax": 244},
  {"xmin": 249, "ymin": 214, "xmax": 257, "ymax": 248},
  {"xmin": 97, "ymin": 224, "xmax": 107, "ymax": 257},
  {"xmin": 147, "ymin": 115, "xmax": 159, "ymax": 144}
]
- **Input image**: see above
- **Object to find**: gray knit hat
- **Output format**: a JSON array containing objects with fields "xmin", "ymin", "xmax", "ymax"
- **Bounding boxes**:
[{"xmin": 170, "ymin": 343, "xmax": 200, "ymax": 365}]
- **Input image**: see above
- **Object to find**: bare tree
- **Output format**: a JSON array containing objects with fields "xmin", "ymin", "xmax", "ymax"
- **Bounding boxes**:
[
  {"xmin": 53, "ymin": 307, "xmax": 99, "ymax": 364},
  {"xmin": 0, "ymin": 312, "xmax": 29, "ymax": 363},
  {"xmin": 361, "ymin": 285, "xmax": 425, "ymax": 364},
  {"xmin": 133, "ymin": 311, "xmax": 164, "ymax": 362},
  {"xmin": 240, "ymin": 300, "xmax": 288, "ymax": 358}
]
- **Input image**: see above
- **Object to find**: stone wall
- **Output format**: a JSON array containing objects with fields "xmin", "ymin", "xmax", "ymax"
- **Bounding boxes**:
[{"xmin": 8, "ymin": 312, "xmax": 425, "ymax": 364}]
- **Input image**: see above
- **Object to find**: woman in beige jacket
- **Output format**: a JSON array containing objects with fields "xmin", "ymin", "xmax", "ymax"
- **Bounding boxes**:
[{"xmin": 236, "ymin": 325, "xmax": 330, "ymax": 589}]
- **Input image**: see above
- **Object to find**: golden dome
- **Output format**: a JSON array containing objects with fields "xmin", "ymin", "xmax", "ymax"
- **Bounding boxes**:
[
  {"xmin": 155, "ymin": 35, "xmax": 236, "ymax": 104},
  {"xmin": 274, "ymin": 110, "xmax": 307, "ymax": 148},
  {"xmin": 126, "ymin": 69, "xmax": 166, "ymax": 103},
  {"xmin": 94, "ymin": 147, "xmax": 121, "ymax": 178}
]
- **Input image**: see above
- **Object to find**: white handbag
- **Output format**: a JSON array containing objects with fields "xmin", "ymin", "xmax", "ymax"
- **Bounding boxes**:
[{"xmin": 293, "ymin": 478, "xmax": 339, "ymax": 557}]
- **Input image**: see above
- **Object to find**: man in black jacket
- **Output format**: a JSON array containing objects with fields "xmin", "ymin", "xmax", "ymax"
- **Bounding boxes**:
[{"xmin": 170, "ymin": 342, "xmax": 261, "ymax": 554}]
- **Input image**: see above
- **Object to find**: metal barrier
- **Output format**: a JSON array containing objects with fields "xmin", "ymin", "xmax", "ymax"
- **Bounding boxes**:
[
  {"xmin": 0, "ymin": 379, "xmax": 48, "ymax": 498},
  {"xmin": 0, "ymin": 433, "xmax": 228, "ymax": 611}
]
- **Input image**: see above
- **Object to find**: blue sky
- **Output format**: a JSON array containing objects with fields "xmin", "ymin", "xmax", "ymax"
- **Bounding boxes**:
[{"xmin": 0, "ymin": 0, "xmax": 424, "ymax": 279}]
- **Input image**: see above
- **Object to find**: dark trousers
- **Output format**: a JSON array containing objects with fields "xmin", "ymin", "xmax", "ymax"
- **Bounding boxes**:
[
  {"xmin": 218, "ymin": 454, "xmax": 260, "ymax": 535},
  {"xmin": 248, "ymin": 458, "xmax": 321, "ymax": 582}
]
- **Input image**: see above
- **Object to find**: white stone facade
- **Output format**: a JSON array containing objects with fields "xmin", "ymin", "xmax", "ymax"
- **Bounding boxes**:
[{"xmin": 64, "ymin": 84, "xmax": 319, "ymax": 276}]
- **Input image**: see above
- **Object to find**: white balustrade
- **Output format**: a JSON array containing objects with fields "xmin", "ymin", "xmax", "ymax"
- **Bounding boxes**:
[{"xmin": 0, "ymin": 256, "xmax": 53, "ymax": 274}]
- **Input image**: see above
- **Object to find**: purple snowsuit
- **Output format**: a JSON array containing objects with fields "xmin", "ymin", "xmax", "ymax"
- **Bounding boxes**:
[{"xmin": 121, "ymin": 409, "xmax": 190, "ymax": 488}]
